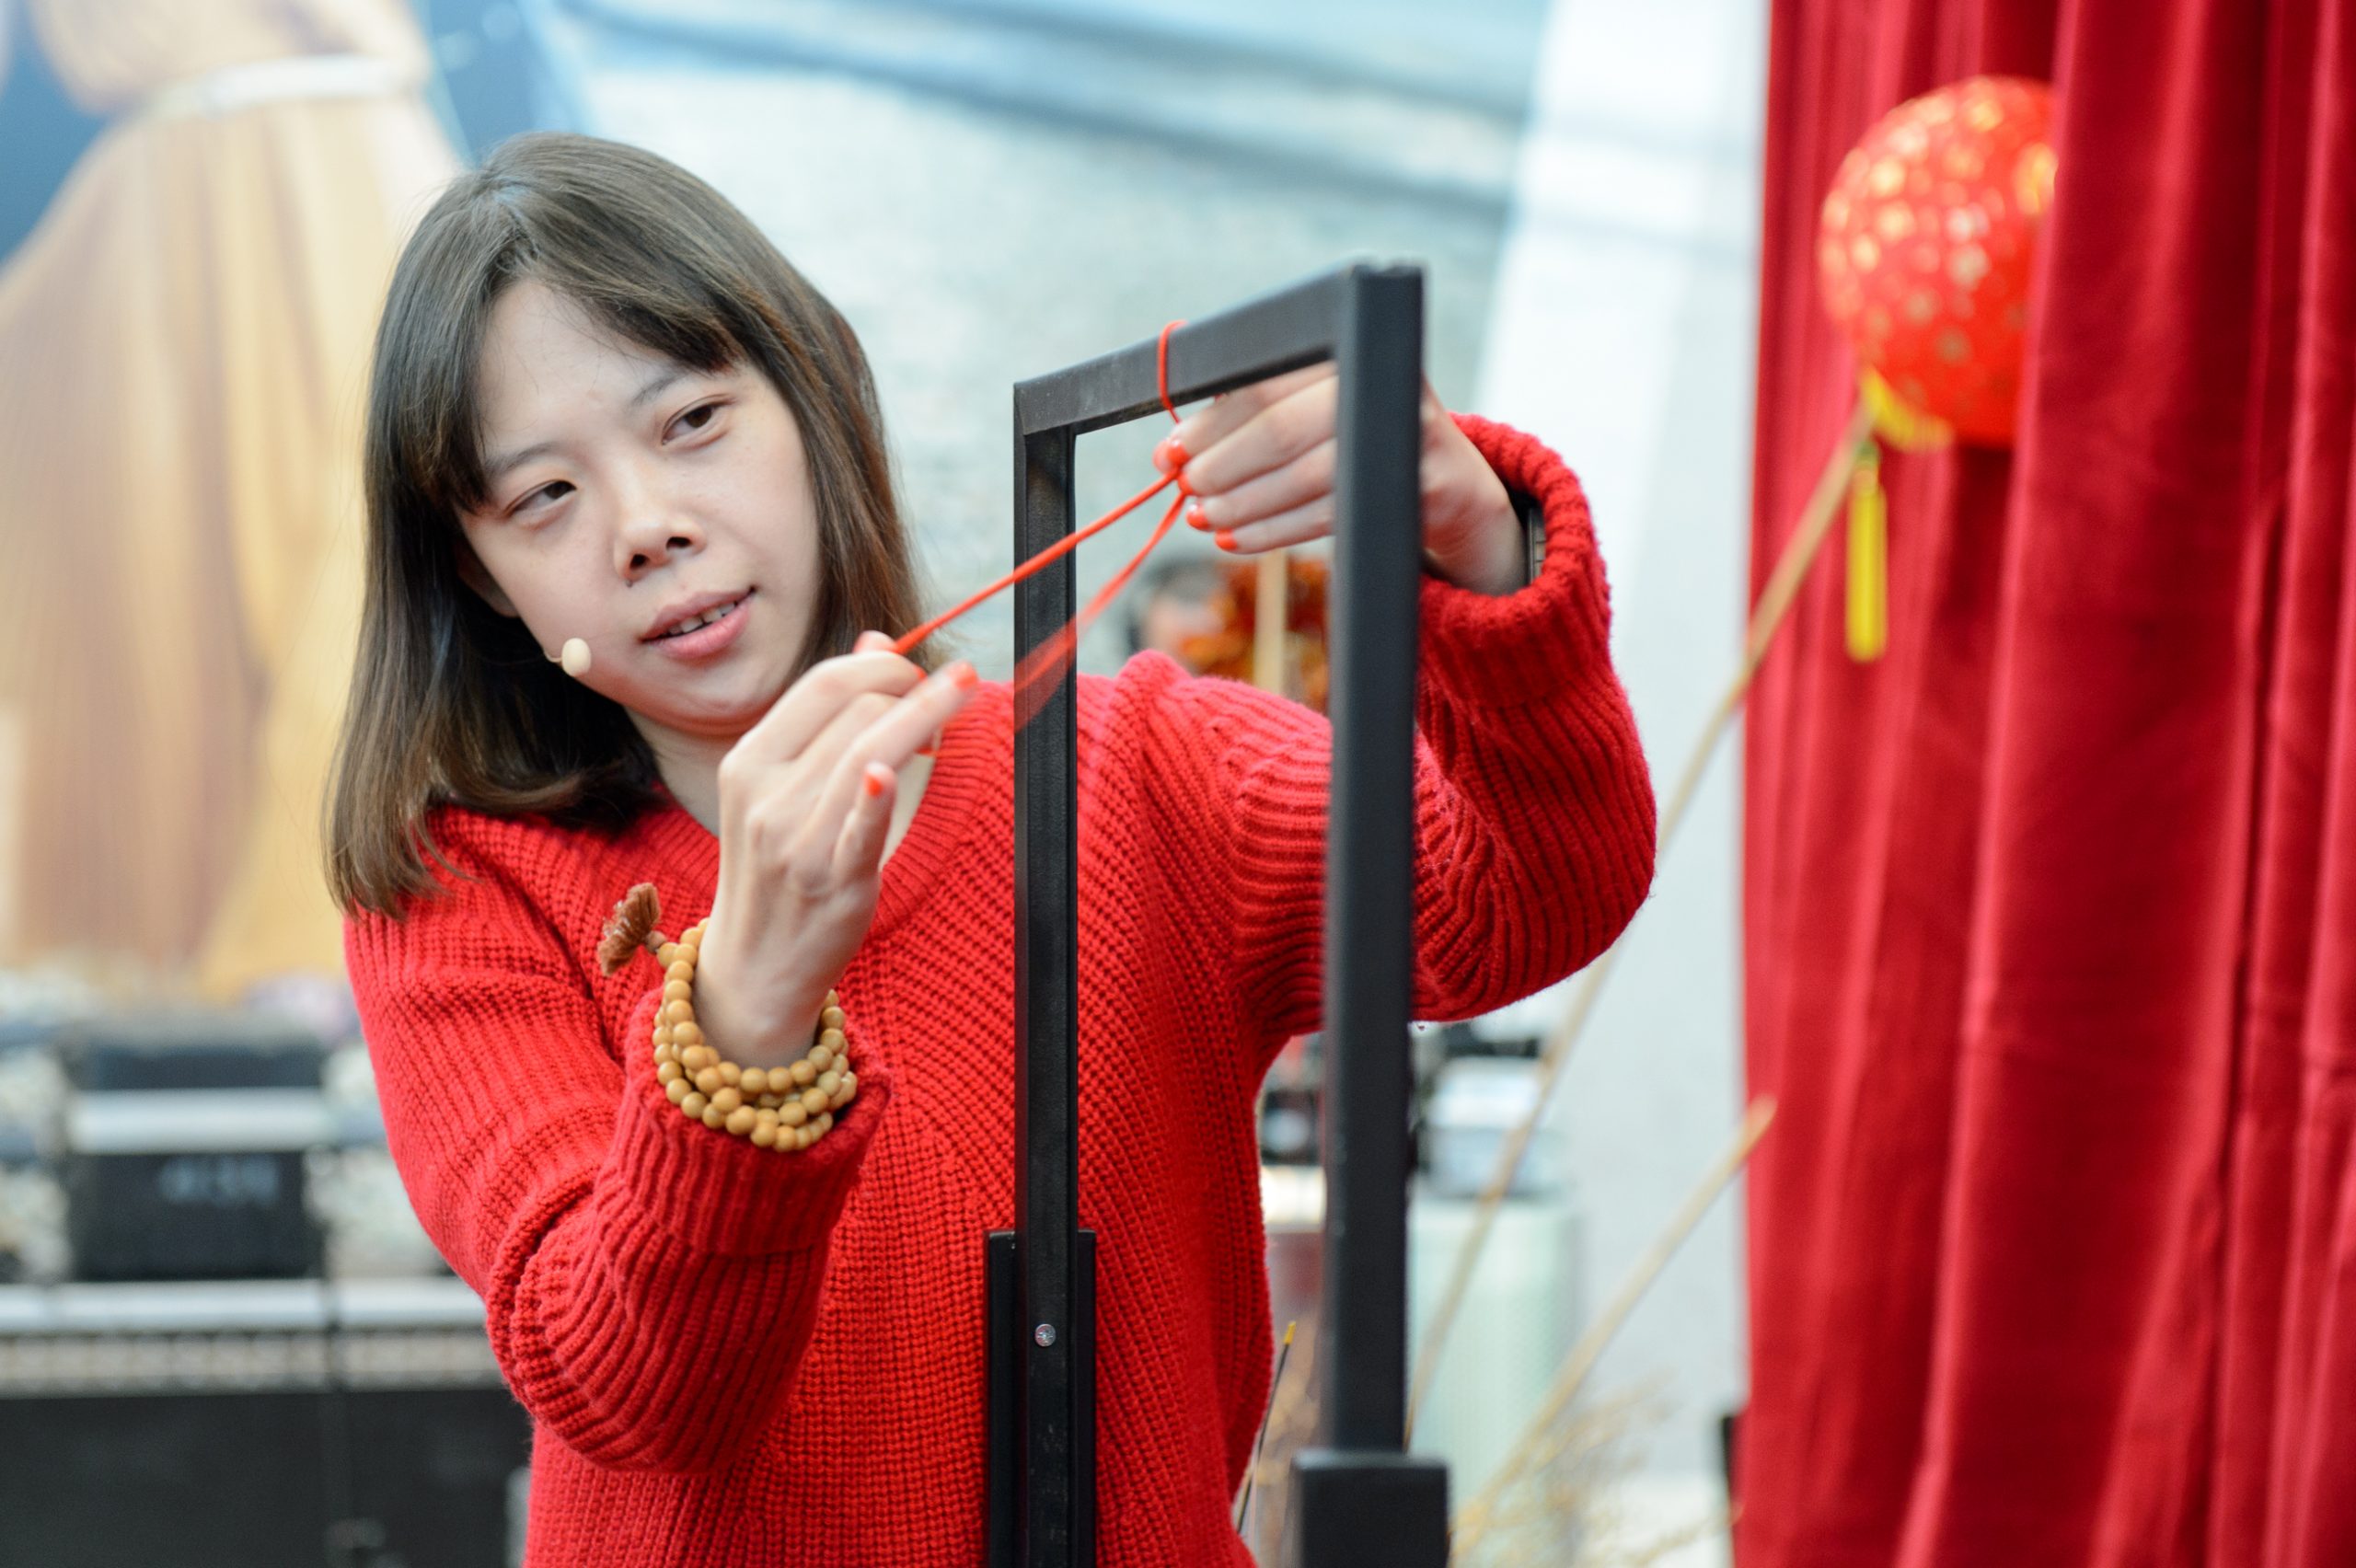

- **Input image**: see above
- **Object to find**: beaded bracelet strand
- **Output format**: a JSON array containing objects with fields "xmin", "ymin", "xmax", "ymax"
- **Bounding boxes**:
[
  {"xmin": 649, "ymin": 920, "xmax": 860, "ymax": 1151},
  {"xmin": 600, "ymin": 888, "xmax": 858, "ymax": 1153}
]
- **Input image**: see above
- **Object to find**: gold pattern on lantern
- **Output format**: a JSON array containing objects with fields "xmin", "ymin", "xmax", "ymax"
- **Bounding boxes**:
[
  {"xmin": 1948, "ymin": 244, "xmax": 1990, "ymax": 288},
  {"xmin": 1935, "ymin": 329, "xmax": 1970, "ymax": 363},
  {"xmin": 1864, "ymin": 306, "xmax": 1892, "ymax": 340},
  {"xmin": 2016, "ymin": 142, "xmax": 2056, "ymax": 215},
  {"xmin": 1889, "ymin": 123, "xmax": 1928, "ymax": 157},
  {"xmin": 1968, "ymin": 94, "xmax": 2004, "ymax": 132},
  {"xmin": 1943, "ymin": 146, "xmax": 1986, "ymax": 180},
  {"xmin": 1876, "ymin": 204, "xmax": 1915, "ymax": 240},
  {"xmin": 1851, "ymin": 235, "xmax": 1881, "ymax": 271},
  {"xmin": 1870, "ymin": 157, "xmax": 1905, "ymax": 197},
  {"xmin": 1823, "ymin": 191, "xmax": 1851, "ymax": 229},
  {"xmin": 1904, "ymin": 291, "xmax": 1937, "ymax": 324}
]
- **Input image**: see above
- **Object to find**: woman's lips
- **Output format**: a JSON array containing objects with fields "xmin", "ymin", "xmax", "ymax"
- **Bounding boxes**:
[{"xmin": 647, "ymin": 591, "xmax": 753, "ymax": 661}]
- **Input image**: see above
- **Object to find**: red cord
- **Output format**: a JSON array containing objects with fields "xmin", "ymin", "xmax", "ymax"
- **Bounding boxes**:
[{"xmin": 892, "ymin": 322, "xmax": 1192, "ymax": 709}]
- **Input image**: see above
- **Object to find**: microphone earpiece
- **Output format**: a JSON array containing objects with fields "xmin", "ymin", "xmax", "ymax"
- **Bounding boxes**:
[{"xmin": 549, "ymin": 637, "xmax": 593, "ymax": 677}]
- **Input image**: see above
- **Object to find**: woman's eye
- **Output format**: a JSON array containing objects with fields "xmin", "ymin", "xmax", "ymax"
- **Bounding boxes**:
[
  {"xmin": 671, "ymin": 401, "xmax": 724, "ymax": 438},
  {"xmin": 515, "ymin": 480, "xmax": 572, "ymax": 514}
]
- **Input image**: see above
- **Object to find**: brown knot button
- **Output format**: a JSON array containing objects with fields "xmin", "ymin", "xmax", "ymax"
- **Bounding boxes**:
[{"xmin": 597, "ymin": 882, "xmax": 668, "ymax": 975}]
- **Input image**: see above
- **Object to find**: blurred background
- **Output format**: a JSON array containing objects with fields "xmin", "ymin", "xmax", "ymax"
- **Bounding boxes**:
[{"xmin": 0, "ymin": 0, "xmax": 1759, "ymax": 1562}]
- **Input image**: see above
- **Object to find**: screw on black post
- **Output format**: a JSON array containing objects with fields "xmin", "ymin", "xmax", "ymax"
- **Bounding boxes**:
[{"xmin": 987, "ymin": 261, "xmax": 1448, "ymax": 1568}]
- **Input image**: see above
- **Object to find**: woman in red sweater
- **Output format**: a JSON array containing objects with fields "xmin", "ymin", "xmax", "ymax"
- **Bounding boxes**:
[{"xmin": 330, "ymin": 132, "xmax": 1655, "ymax": 1566}]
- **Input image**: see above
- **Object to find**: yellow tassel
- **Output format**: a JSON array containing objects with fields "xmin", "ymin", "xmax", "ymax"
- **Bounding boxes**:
[
  {"xmin": 1847, "ymin": 441, "xmax": 1888, "ymax": 662},
  {"xmin": 1862, "ymin": 367, "xmax": 1952, "ymax": 451}
]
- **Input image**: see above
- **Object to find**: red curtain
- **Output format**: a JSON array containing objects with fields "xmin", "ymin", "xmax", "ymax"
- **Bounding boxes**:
[{"xmin": 1741, "ymin": 0, "xmax": 2356, "ymax": 1563}]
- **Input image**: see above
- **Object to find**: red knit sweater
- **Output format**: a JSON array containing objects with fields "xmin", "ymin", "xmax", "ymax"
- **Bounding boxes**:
[{"xmin": 344, "ymin": 416, "xmax": 1655, "ymax": 1567}]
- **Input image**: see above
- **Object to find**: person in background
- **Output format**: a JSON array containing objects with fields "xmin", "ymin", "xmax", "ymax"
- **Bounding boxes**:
[
  {"xmin": 1124, "ymin": 554, "xmax": 1231, "ymax": 664},
  {"xmin": 0, "ymin": 0, "xmax": 457, "ymax": 990}
]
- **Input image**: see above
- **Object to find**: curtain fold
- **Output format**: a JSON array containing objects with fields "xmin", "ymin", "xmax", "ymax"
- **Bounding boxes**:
[{"xmin": 1741, "ymin": 1, "xmax": 2356, "ymax": 1563}]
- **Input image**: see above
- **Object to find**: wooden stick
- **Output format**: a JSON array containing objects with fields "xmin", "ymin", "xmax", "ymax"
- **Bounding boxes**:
[
  {"xmin": 1253, "ymin": 548, "xmax": 1290, "ymax": 694},
  {"xmin": 1234, "ymin": 1320, "xmax": 1298, "ymax": 1532},
  {"xmin": 1405, "ymin": 398, "xmax": 1867, "ymax": 1437},
  {"xmin": 1450, "ymin": 1099, "xmax": 1778, "ymax": 1554}
]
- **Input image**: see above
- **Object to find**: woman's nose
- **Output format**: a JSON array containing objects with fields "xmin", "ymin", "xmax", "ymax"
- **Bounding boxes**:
[
  {"xmin": 613, "ymin": 488, "xmax": 700, "ymax": 577},
  {"xmin": 619, "ymin": 524, "xmax": 698, "ymax": 577}
]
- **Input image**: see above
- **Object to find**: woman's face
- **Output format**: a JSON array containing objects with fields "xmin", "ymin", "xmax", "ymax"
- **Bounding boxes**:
[{"xmin": 455, "ymin": 278, "xmax": 823, "ymax": 753}]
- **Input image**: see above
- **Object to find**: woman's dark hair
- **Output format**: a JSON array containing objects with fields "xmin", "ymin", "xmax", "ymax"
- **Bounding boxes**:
[{"xmin": 329, "ymin": 133, "xmax": 929, "ymax": 916}]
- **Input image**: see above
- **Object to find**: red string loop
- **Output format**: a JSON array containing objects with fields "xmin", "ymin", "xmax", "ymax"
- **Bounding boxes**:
[
  {"xmin": 892, "ymin": 320, "xmax": 1195, "ymax": 719},
  {"xmin": 1156, "ymin": 319, "xmax": 1184, "ymax": 423}
]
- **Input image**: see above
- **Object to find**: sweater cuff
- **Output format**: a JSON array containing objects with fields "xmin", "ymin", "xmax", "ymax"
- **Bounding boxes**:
[
  {"xmin": 606, "ymin": 984, "xmax": 891, "ymax": 1260},
  {"xmin": 1419, "ymin": 413, "xmax": 1615, "ymax": 709}
]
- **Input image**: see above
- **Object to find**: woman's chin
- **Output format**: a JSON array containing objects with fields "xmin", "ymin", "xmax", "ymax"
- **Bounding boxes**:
[{"xmin": 627, "ymin": 683, "xmax": 780, "ymax": 750}]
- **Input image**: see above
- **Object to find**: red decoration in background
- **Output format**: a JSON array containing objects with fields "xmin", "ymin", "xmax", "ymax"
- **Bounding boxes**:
[
  {"xmin": 1817, "ymin": 76, "xmax": 2055, "ymax": 445},
  {"xmin": 1177, "ymin": 558, "xmax": 1331, "ymax": 713}
]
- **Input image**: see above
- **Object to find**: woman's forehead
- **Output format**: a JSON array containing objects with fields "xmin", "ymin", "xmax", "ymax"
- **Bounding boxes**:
[{"xmin": 475, "ymin": 282, "xmax": 731, "ymax": 449}]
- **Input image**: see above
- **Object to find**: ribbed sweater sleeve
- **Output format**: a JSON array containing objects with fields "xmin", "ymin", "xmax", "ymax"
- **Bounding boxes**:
[
  {"xmin": 343, "ymin": 817, "xmax": 892, "ymax": 1474},
  {"xmin": 1130, "ymin": 414, "xmax": 1657, "ymax": 1050}
]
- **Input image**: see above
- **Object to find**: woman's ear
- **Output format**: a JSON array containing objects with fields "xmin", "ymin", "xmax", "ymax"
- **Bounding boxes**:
[{"xmin": 453, "ymin": 535, "xmax": 521, "ymax": 617}]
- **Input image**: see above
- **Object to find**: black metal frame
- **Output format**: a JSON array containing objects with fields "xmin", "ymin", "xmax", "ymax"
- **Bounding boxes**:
[{"xmin": 987, "ymin": 261, "xmax": 1448, "ymax": 1568}]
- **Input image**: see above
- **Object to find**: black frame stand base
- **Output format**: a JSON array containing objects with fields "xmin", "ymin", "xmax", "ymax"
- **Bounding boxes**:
[{"xmin": 1283, "ymin": 1450, "xmax": 1450, "ymax": 1568}]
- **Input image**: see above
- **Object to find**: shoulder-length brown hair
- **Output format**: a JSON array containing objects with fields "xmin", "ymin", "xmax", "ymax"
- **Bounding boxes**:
[{"xmin": 329, "ymin": 133, "xmax": 930, "ymax": 917}]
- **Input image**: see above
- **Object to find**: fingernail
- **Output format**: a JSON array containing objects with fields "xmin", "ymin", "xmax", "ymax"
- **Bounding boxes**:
[
  {"xmin": 1152, "ymin": 434, "xmax": 1188, "ymax": 474},
  {"xmin": 861, "ymin": 763, "xmax": 890, "ymax": 797},
  {"xmin": 1213, "ymin": 528, "xmax": 1237, "ymax": 552},
  {"xmin": 949, "ymin": 661, "xmax": 979, "ymax": 689},
  {"xmin": 1185, "ymin": 502, "xmax": 1210, "ymax": 531}
]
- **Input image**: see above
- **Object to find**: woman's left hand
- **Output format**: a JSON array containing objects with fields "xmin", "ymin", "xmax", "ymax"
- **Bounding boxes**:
[{"xmin": 1155, "ymin": 365, "xmax": 1526, "ymax": 596}]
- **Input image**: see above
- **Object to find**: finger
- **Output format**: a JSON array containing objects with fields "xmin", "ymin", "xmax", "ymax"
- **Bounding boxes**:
[
  {"xmin": 722, "ymin": 688, "xmax": 897, "ymax": 839},
  {"xmin": 735, "ymin": 651, "xmax": 925, "ymax": 766},
  {"xmin": 1161, "ymin": 363, "xmax": 1334, "ymax": 476},
  {"xmin": 1172, "ymin": 375, "xmax": 1338, "ymax": 501},
  {"xmin": 843, "ymin": 662, "xmax": 979, "ymax": 778},
  {"xmin": 1186, "ymin": 437, "xmax": 1334, "ymax": 532},
  {"xmin": 1211, "ymin": 496, "xmax": 1335, "ymax": 556},
  {"xmin": 831, "ymin": 761, "xmax": 896, "ymax": 882},
  {"xmin": 853, "ymin": 629, "xmax": 895, "ymax": 653},
  {"xmin": 797, "ymin": 688, "xmax": 905, "ymax": 772},
  {"xmin": 804, "ymin": 663, "xmax": 978, "ymax": 853}
]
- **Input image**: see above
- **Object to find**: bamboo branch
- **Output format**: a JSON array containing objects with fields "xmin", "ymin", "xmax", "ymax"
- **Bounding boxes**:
[{"xmin": 1451, "ymin": 1099, "xmax": 1778, "ymax": 1556}]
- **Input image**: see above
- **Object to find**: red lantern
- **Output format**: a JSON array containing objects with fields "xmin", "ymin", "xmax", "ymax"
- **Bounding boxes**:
[{"xmin": 1818, "ymin": 75, "xmax": 2056, "ymax": 446}]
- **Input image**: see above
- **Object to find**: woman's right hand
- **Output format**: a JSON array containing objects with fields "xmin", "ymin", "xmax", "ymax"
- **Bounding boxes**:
[{"xmin": 693, "ymin": 633, "xmax": 978, "ymax": 1068}]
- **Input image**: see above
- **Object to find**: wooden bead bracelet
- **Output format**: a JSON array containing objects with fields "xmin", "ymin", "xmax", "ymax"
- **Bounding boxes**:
[
  {"xmin": 646, "ymin": 918, "xmax": 859, "ymax": 1152},
  {"xmin": 596, "ymin": 884, "xmax": 858, "ymax": 1151}
]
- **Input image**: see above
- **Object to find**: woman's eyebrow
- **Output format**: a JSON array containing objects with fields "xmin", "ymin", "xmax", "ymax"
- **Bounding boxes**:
[
  {"xmin": 624, "ymin": 365, "xmax": 693, "ymax": 412},
  {"xmin": 485, "ymin": 440, "xmax": 560, "ymax": 485},
  {"xmin": 484, "ymin": 366, "xmax": 703, "ymax": 482}
]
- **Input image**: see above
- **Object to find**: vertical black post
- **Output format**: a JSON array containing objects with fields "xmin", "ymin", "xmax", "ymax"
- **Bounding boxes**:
[
  {"xmin": 1284, "ymin": 270, "xmax": 1451, "ymax": 1566},
  {"xmin": 997, "ymin": 418, "xmax": 1097, "ymax": 1568}
]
